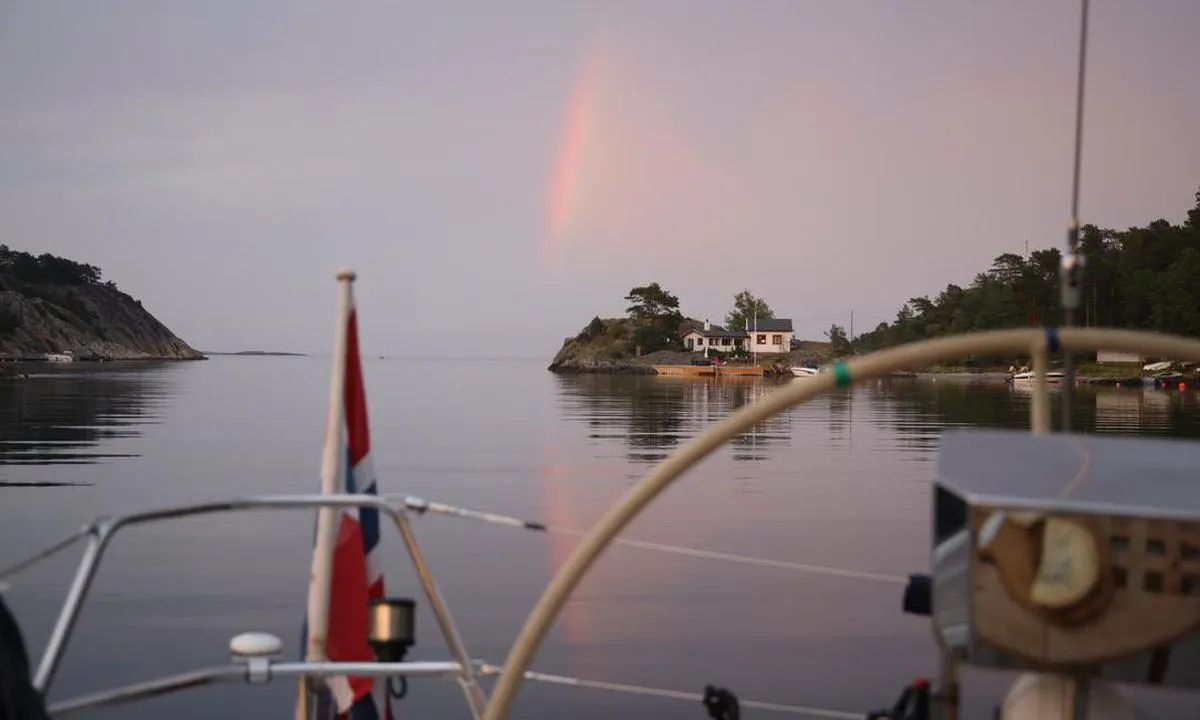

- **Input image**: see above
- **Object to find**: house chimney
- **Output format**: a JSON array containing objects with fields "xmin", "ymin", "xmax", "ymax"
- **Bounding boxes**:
[{"xmin": 704, "ymin": 319, "xmax": 711, "ymax": 331}]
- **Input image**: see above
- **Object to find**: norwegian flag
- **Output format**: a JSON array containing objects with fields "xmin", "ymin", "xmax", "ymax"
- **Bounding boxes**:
[{"xmin": 300, "ymin": 296, "xmax": 393, "ymax": 720}]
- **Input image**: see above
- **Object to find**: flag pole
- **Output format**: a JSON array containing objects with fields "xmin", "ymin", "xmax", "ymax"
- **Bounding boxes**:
[{"xmin": 301, "ymin": 268, "xmax": 357, "ymax": 712}]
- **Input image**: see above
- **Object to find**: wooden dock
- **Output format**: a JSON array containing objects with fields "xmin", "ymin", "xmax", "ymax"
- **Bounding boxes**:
[{"xmin": 652, "ymin": 364, "xmax": 765, "ymax": 378}]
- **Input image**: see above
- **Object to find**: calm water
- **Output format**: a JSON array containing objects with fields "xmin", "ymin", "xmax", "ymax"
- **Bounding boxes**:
[{"xmin": 2, "ymin": 358, "xmax": 1200, "ymax": 719}]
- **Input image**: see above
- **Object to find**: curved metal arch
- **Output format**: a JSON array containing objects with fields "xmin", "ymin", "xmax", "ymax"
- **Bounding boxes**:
[{"xmin": 484, "ymin": 327, "xmax": 1200, "ymax": 719}]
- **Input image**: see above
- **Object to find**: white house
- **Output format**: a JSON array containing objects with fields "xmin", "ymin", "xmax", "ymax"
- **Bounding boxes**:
[
  {"xmin": 682, "ymin": 318, "xmax": 794, "ymax": 355},
  {"xmin": 747, "ymin": 318, "xmax": 794, "ymax": 354},
  {"xmin": 682, "ymin": 320, "xmax": 747, "ymax": 354}
]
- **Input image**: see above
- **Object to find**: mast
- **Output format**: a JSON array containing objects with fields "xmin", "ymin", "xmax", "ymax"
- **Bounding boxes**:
[
  {"xmin": 752, "ymin": 311, "xmax": 757, "ymax": 365},
  {"xmin": 1060, "ymin": 0, "xmax": 1091, "ymax": 430}
]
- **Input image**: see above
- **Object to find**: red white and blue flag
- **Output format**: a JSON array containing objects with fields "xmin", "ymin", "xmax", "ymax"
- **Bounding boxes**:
[{"xmin": 301, "ymin": 302, "xmax": 393, "ymax": 720}]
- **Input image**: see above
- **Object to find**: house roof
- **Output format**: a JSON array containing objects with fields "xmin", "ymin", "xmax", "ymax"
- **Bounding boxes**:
[
  {"xmin": 683, "ymin": 325, "xmax": 748, "ymax": 339},
  {"xmin": 749, "ymin": 318, "xmax": 793, "ymax": 332},
  {"xmin": 682, "ymin": 318, "xmax": 794, "ymax": 337}
]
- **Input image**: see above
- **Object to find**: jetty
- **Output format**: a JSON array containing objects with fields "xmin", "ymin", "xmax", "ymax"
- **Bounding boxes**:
[{"xmin": 652, "ymin": 364, "xmax": 765, "ymax": 378}]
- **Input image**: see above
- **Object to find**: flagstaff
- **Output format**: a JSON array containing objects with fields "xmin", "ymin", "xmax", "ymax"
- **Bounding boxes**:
[{"xmin": 301, "ymin": 268, "xmax": 357, "ymax": 713}]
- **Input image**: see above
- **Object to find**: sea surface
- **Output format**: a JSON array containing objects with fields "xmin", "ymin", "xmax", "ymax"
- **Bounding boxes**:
[{"xmin": 2, "ymin": 357, "xmax": 1200, "ymax": 719}]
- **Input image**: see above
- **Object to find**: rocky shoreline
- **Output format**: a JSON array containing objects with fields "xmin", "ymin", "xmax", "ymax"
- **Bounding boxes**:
[
  {"xmin": 548, "ymin": 349, "xmax": 695, "ymax": 375},
  {"xmin": 548, "ymin": 340, "xmax": 803, "ymax": 377},
  {"xmin": 0, "ymin": 260, "xmax": 204, "ymax": 361}
]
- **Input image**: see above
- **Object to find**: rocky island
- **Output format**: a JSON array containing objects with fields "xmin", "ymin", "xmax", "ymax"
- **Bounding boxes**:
[
  {"xmin": 548, "ymin": 316, "xmax": 696, "ymax": 374},
  {"xmin": 549, "ymin": 284, "xmax": 837, "ymax": 375},
  {"xmin": 0, "ymin": 246, "xmax": 204, "ymax": 360}
]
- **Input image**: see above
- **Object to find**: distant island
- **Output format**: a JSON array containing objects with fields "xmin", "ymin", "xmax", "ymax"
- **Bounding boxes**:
[
  {"xmin": 551, "ymin": 187, "xmax": 1200, "ymax": 375},
  {"xmin": 549, "ymin": 285, "xmax": 835, "ymax": 375},
  {"xmin": 205, "ymin": 350, "xmax": 308, "ymax": 357},
  {"xmin": 0, "ymin": 246, "xmax": 204, "ymax": 360}
]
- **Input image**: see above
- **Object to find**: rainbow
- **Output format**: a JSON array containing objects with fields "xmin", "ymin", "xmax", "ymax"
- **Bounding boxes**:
[{"xmin": 543, "ymin": 37, "xmax": 602, "ymax": 273}]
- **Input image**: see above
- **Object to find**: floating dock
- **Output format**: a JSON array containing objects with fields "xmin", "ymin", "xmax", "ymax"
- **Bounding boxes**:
[{"xmin": 652, "ymin": 364, "xmax": 765, "ymax": 378}]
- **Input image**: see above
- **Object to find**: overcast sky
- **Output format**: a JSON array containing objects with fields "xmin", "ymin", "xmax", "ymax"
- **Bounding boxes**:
[{"xmin": 1, "ymin": 1, "xmax": 1197, "ymax": 357}]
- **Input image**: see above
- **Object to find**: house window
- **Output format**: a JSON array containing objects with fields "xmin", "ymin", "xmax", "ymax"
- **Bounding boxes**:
[
  {"xmin": 696, "ymin": 337, "xmax": 703, "ymax": 346},
  {"xmin": 772, "ymin": 334, "xmax": 782, "ymax": 345},
  {"xmin": 722, "ymin": 338, "xmax": 731, "ymax": 346},
  {"xmin": 757, "ymin": 334, "xmax": 766, "ymax": 345},
  {"xmin": 686, "ymin": 338, "xmax": 694, "ymax": 349}
]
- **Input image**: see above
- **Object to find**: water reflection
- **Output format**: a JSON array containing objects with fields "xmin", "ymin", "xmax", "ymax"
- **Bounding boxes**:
[
  {"xmin": 0, "ymin": 362, "xmax": 176, "ymax": 475},
  {"xmin": 720, "ymin": 379, "xmax": 793, "ymax": 461},
  {"xmin": 555, "ymin": 374, "xmax": 1200, "ymax": 474},
  {"xmin": 825, "ymin": 388, "xmax": 854, "ymax": 445},
  {"xmin": 5, "ymin": 360, "xmax": 1200, "ymax": 720},
  {"xmin": 553, "ymin": 374, "xmax": 796, "ymax": 464},
  {"xmin": 873, "ymin": 377, "xmax": 1200, "ymax": 440},
  {"xmin": 553, "ymin": 374, "xmax": 687, "ymax": 464},
  {"xmin": 1092, "ymin": 386, "xmax": 1200, "ymax": 436}
]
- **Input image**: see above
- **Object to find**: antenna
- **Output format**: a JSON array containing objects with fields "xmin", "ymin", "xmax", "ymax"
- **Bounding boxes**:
[{"xmin": 1060, "ymin": 0, "xmax": 1091, "ymax": 430}]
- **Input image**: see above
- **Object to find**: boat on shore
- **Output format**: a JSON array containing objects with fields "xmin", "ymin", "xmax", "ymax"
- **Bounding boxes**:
[
  {"xmin": 1009, "ymin": 368, "xmax": 1065, "ymax": 383},
  {"xmin": 43, "ymin": 351, "xmax": 73, "ymax": 363}
]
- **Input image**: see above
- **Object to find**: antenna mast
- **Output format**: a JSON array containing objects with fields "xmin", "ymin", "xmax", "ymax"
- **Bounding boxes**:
[{"xmin": 1060, "ymin": 0, "xmax": 1091, "ymax": 430}]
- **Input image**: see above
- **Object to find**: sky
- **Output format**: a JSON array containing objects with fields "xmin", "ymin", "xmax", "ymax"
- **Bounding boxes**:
[{"xmin": 1, "ymin": 1, "xmax": 1198, "ymax": 357}]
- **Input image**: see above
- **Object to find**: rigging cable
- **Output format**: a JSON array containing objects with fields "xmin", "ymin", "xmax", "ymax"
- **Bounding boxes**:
[
  {"xmin": 476, "ymin": 665, "xmax": 861, "ymax": 719},
  {"xmin": 1060, "ymin": 0, "xmax": 1091, "ymax": 429},
  {"xmin": 0, "ymin": 498, "xmax": 907, "ymax": 588},
  {"xmin": 382, "ymin": 494, "xmax": 907, "ymax": 585},
  {"xmin": 546, "ymin": 526, "xmax": 907, "ymax": 585}
]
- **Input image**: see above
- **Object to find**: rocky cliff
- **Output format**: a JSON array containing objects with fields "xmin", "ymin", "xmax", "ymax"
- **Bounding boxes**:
[
  {"xmin": 0, "ymin": 250, "xmax": 204, "ymax": 360},
  {"xmin": 548, "ymin": 318, "xmax": 697, "ymax": 374}
]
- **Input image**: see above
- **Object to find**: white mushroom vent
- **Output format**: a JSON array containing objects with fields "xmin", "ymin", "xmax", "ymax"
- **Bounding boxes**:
[{"xmin": 230, "ymin": 632, "xmax": 283, "ymax": 659}]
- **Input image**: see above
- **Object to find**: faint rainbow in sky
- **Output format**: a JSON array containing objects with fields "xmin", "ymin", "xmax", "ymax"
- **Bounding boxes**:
[{"xmin": 543, "ymin": 37, "xmax": 602, "ymax": 273}]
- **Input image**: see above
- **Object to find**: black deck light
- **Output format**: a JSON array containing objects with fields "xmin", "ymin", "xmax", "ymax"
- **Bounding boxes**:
[{"xmin": 368, "ymin": 597, "xmax": 416, "ymax": 662}]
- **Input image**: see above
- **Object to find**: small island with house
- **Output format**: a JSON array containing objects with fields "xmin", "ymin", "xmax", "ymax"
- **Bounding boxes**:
[
  {"xmin": 552, "ymin": 189, "xmax": 1200, "ymax": 379},
  {"xmin": 547, "ymin": 284, "xmax": 840, "ymax": 376}
]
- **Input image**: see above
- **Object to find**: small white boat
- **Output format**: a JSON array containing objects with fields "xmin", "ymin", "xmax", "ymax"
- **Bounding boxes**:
[
  {"xmin": 790, "ymin": 366, "xmax": 820, "ymax": 377},
  {"xmin": 44, "ymin": 351, "xmax": 73, "ymax": 363},
  {"xmin": 1010, "ymin": 369, "xmax": 1064, "ymax": 383}
]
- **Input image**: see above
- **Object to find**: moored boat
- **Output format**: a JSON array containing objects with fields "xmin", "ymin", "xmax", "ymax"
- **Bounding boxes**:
[
  {"xmin": 1009, "ymin": 369, "xmax": 1065, "ymax": 383},
  {"xmin": 790, "ymin": 365, "xmax": 820, "ymax": 377}
]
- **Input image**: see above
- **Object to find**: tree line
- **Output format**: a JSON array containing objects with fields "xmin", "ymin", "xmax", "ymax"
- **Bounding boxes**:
[
  {"xmin": 0, "ymin": 246, "xmax": 103, "ymax": 286},
  {"xmin": 852, "ymin": 188, "xmax": 1200, "ymax": 353}
]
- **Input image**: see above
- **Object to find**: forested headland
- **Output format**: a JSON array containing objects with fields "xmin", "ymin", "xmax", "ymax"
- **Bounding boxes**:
[{"xmin": 851, "ymin": 189, "xmax": 1200, "ymax": 353}]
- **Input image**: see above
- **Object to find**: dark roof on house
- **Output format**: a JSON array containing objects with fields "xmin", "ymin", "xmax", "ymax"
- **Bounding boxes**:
[
  {"xmin": 749, "ymin": 318, "xmax": 793, "ymax": 332},
  {"xmin": 683, "ymin": 325, "xmax": 748, "ymax": 339}
]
